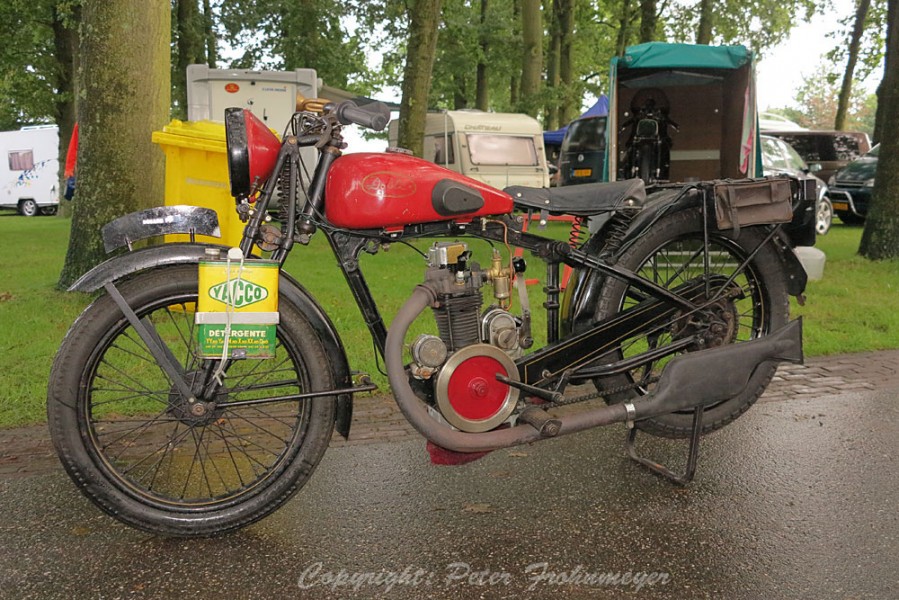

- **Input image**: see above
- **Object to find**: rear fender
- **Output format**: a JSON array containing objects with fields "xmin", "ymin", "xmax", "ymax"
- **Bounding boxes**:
[
  {"xmin": 562, "ymin": 186, "xmax": 701, "ymax": 335},
  {"xmin": 563, "ymin": 185, "xmax": 806, "ymax": 334},
  {"xmin": 69, "ymin": 243, "xmax": 355, "ymax": 438}
]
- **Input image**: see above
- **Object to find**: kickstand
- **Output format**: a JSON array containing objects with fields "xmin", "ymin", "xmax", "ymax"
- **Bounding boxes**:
[{"xmin": 625, "ymin": 407, "xmax": 704, "ymax": 485}]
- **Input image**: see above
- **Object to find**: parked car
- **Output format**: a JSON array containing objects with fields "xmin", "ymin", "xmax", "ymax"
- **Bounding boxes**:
[
  {"xmin": 761, "ymin": 134, "xmax": 832, "ymax": 235},
  {"xmin": 762, "ymin": 130, "xmax": 871, "ymax": 184},
  {"xmin": 826, "ymin": 143, "xmax": 879, "ymax": 224},
  {"xmin": 558, "ymin": 115, "xmax": 607, "ymax": 186}
]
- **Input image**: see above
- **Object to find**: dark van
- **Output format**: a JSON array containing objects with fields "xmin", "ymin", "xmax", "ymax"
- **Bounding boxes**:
[
  {"xmin": 558, "ymin": 116, "xmax": 607, "ymax": 186},
  {"xmin": 762, "ymin": 130, "xmax": 871, "ymax": 184}
]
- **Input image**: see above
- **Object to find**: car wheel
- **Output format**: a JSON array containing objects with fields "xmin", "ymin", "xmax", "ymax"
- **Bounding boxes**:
[
  {"xmin": 816, "ymin": 197, "xmax": 832, "ymax": 235},
  {"xmin": 18, "ymin": 199, "xmax": 38, "ymax": 217},
  {"xmin": 40, "ymin": 206, "xmax": 58, "ymax": 216}
]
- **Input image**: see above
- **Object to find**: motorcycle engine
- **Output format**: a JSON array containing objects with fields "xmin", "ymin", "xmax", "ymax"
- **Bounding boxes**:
[{"xmin": 408, "ymin": 242, "xmax": 525, "ymax": 433}]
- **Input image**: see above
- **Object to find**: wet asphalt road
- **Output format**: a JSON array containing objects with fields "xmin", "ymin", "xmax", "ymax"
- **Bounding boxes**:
[{"xmin": 1, "ymin": 388, "xmax": 897, "ymax": 600}]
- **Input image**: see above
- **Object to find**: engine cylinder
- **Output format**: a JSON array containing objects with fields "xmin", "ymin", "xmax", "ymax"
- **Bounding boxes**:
[{"xmin": 432, "ymin": 293, "xmax": 482, "ymax": 352}]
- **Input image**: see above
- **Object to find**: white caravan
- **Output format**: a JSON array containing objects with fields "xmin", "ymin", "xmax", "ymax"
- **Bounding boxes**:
[
  {"xmin": 0, "ymin": 125, "xmax": 59, "ymax": 216},
  {"xmin": 389, "ymin": 110, "xmax": 550, "ymax": 189}
]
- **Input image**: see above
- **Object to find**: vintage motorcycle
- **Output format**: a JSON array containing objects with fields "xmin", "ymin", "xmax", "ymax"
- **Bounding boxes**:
[
  {"xmin": 48, "ymin": 98, "xmax": 808, "ymax": 537},
  {"xmin": 619, "ymin": 88, "xmax": 679, "ymax": 184}
]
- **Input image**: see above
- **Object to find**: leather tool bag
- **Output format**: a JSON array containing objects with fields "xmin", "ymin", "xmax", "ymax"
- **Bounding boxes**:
[{"xmin": 713, "ymin": 178, "xmax": 794, "ymax": 235}]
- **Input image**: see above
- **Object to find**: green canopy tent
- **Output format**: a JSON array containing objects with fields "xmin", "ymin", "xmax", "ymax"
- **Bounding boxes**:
[{"xmin": 606, "ymin": 43, "xmax": 762, "ymax": 182}]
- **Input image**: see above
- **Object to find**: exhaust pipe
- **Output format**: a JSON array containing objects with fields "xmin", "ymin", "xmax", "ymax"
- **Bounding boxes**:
[{"xmin": 385, "ymin": 286, "xmax": 803, "ymax": 454}]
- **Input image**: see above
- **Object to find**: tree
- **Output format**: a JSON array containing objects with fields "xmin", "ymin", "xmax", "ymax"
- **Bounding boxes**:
[
  {"xmin": 835, "ymin": 0, "xmax": 872, "ymax": 129},
  {"xmin": 518, "ymin": 0, "xmax": 543, "ymax": 117},
  {"xmin": 173, "ymin": 0, "xmax": 206, "ymax": 120},
  {"xmin": 0, "ymin": 1, "xmax": 80, "ymax": 211},
  {"xmin": 58, "ymin": 0, "xmax": 171, "ymax": 287},
  {"xmin": 673, "ymin": 0, "xmax": 816, "ymax": 52},
  {"xmin": 476, "ymin": 0, "xmax": 491, "ymax": 110},
  {"xmin": 696, "ymin": 0, "xmax": 713, "ymax": 43},
  {"xmin": 218, "ymin": 0, "xmax": 373, "ymax": 95},
  {"xmin": 639, "ymin": 0, "xmax": 659, "ymax": 42},
  {"xmin": 771, "ymin": 67, "xmax": 877, "ymax": 133},
  {"xmin": 396, "ymin": 0, "xmax": 442, "ymax": 157},
  {"xmin": 545, "ymin": 0, "xmax": 576, "ymax": 128},
  {"xmin": 859, "ymin": 0, "xmax": 899, "ymax": 259}
]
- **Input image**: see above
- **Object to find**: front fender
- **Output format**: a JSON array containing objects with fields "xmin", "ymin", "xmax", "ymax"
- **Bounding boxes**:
[{"xmin": 69, "ymin": 243, "xmax": 355, "ymax": 438}]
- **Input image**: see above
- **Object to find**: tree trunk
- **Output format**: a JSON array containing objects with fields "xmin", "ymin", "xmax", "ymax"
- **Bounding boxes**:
[
  {"xmin": 545, "ymin": 1, "xmax": 561, "ymax": 129},
  {"xmin": 873, "ymin": 79, "xmax": 885, "ymax": 144},
  {"xmin": 510, "ymin": 0, "xmax": 520, "ymax": 106},
  {"xmin": 397, "ymin": 0, "xmax": 442, "ymax": 157},
  {"xmin": 476, "ymin": 0, "xmax": 489, "ymax": 111},
  {"xmin": 836, "ymin": 0, "xmax": 872, "ymax": 130},
  {"xmin": 175, "ymin": 0, "xmax": 206, "ymax": 120},
  {"xmin": 558, "ymin": 0, "xmax": 575, "ymax": 123},
  {"xmin": 519, "ymin": 0, "xmax": 543, "ymax": 117},
  {"xmin": 453, "ymin": 73, "xmax": 468, "ymax": 110},
  {"xmin": 859, "ymin": 0, "xmax": 899, "ymax": 259},
  {"xmin": 51, "ymin": 3, "xmax": 80, "ymax": 219},
  {"xmin": 640, "ymin": 0, "xmax": 657, "ymax": 42},
  {"xmin": 58, "ymin": 0, "xmax": 171, "ymax": 288},
  {"xmin": 696, "ymin": 0, "xmax": 714, "ymax": 44},
  {"xmin": 615, "ymin": 0, "xmax": 635, "ymax": 56},
  {"xmin": 203, "ymin": 0, "xmax": 217, "ymax": 68}
]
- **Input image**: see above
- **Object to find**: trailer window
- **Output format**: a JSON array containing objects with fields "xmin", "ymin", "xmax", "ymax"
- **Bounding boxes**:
[
  {"xmin": 426, "ymin": 135, "xmax": 455, "ymax": 165},
  {"xmin": 467, "ymin": 134, "xmax": 539, "ymax": 166},
  {"xmin": 8, "ymin": 150, "xmax": 34, "ymax": 171}
]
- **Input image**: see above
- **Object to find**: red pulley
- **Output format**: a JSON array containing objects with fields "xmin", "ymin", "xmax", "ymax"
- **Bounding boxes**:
[{"xmin": 435, "ymin": 345, "xmax": 520, "ymax": 433}]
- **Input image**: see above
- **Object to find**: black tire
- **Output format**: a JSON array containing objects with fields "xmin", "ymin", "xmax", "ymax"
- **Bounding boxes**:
[
  {"xmin": 18, "ymin": 199, "xmax": 37, "ymax": 217},
  {"xmin": 638, "ymin": 146, "xmax": 653, "ymax": 182},
  {"xmin": 40, "ymin": 206, "xmax": 58, "ymax": 216},
  {"xmin": 48, "ymin": 264, "xmax": 336, "ymax": 536},
  {"xmin": 594, "ymin": 208, "xmax": 789, "ymax": 438}
]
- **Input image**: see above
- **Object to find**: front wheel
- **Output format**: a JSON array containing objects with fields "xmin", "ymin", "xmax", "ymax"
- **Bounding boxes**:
[
  {"xmin": 48, "ymin": 264, "xmax": 336, "ymax": 536},
  {"xmin": 594, "ymin": 209, "xmax": 789, "ymax": 438}
]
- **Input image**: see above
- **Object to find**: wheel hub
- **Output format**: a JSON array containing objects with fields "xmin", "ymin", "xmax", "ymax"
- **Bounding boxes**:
[
  {"xmin": 167, "ymin": 371, "xmax": 226, "ymax": 426},
  {"xmin": 671, "ymin": 291, "xmax": 740, "ymax": 350}
]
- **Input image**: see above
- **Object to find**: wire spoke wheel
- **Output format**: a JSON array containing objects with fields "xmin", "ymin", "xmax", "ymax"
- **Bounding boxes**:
[
  {"xmin": 595, "ymin": 209, "xmax": 789, "ymax": 438},
  {"xmin": 49, "ymin": 265, "xmax": 336, "ymax": 535}
]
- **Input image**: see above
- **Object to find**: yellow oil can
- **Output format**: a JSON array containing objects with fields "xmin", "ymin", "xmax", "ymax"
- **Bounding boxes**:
[{"xmin": 195, "ymin": 258, "xmax": 279, "ymax": 359}]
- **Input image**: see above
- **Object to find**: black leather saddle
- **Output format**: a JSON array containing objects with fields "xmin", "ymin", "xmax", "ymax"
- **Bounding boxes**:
[{"xmin": 505, "ymin": 178, "xmax": 646, "ymax": 217}]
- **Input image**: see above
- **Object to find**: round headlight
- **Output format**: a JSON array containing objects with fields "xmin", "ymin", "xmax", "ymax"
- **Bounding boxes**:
[{"xmin": 224, "ymin": 107, "xmax": 281, "ymax": 197}]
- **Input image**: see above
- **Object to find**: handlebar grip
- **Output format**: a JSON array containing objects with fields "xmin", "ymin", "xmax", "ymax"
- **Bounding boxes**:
[{"xmin": 335, "ymin": 100, "xmax": 391, "ymax": 132}]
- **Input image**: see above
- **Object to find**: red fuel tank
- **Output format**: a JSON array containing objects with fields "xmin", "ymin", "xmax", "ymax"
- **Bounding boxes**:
[{"xmin": 325, "ymin": 153, "xmax": 514, "ymax": 230}]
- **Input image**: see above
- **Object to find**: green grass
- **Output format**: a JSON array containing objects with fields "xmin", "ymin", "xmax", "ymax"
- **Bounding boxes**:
[
  {"xmin": 790, "ymin": 225, "xmax": 899, "ymax": 356},
  {"xmin": 0, "ymin": 215, "xmax": 896, "ymax": 428}
]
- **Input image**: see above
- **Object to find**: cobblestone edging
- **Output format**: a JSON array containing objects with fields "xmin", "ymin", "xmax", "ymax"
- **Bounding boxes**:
[{"xmin": 2, "ymin": 350, "xmax": 897, "ymax": 479}]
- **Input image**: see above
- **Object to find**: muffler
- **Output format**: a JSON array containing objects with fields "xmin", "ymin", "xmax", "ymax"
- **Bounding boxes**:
[{"xmin": 385, "ymin": 286, "xmax": 803, "ymax": 453}]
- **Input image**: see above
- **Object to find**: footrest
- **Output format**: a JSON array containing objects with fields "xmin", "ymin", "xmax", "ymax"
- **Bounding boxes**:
[
  {"xmin": 625, "ymin": 406, "xmax": 703, "ymax": 485},
  {"xmin": 518, "ymin": 408, "xmax": 562, "ymax": 437}
]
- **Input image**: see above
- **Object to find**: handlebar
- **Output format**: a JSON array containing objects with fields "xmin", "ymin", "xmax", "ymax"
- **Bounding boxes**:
[{"xmin": 334, "ymin": 100, "xmax": 391, "ymax": 132}]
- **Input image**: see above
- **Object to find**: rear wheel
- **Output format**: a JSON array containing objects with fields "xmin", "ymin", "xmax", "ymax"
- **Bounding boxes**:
[
  {"xmin": 594, "ymin": 209, "xmax": 789, "ymax": 438},
  {"xmin": 48, "ymin": 265, "xmax": 336, "ymax": 536}
]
